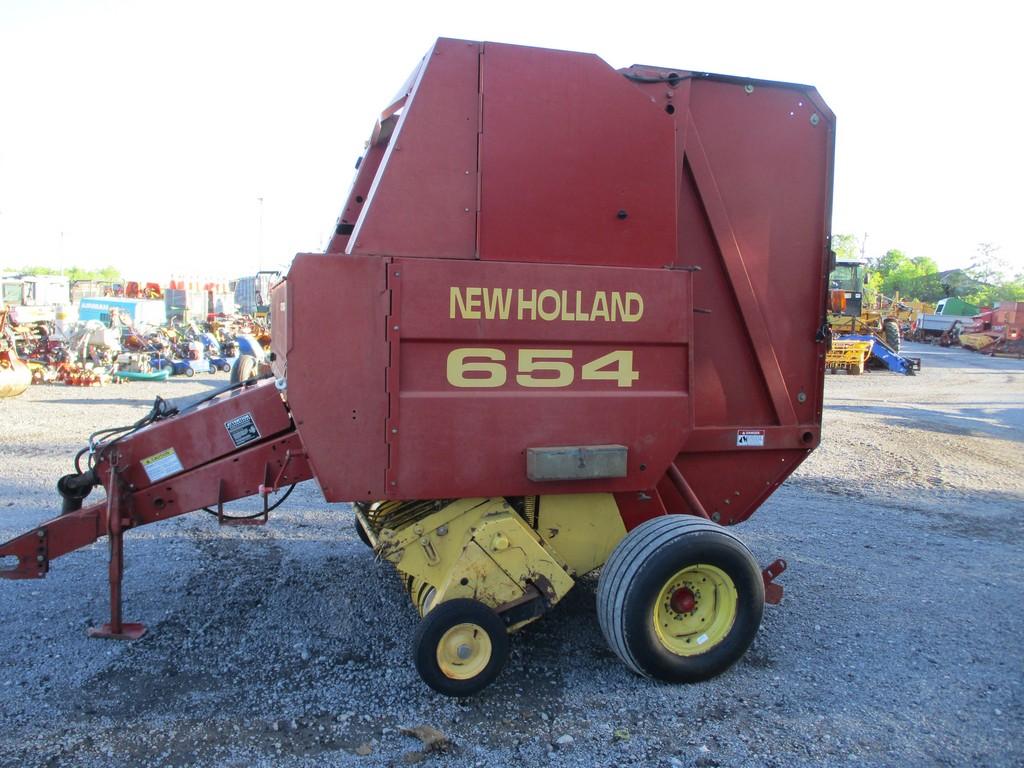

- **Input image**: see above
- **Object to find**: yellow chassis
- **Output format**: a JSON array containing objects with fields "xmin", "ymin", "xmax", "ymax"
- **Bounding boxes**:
[{"xmin": 356, "ymin": 495, "xmax": 626, "ymax": 630}]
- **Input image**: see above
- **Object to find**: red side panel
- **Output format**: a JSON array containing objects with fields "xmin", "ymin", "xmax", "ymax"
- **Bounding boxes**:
[
  {"xmin": 386, "ymin": 258, "xmax": 691, "ymax": 498},
  {"xmin": 283, "ymin": 253, "xmax": 390, "ymax": 501},
  {"xmin": 621, "ymin": 68, "xmax": 834, "ymax": 525},
  {"xmin": 478, "ymin": 43, "xmax": 677, "ymax": 267},
  {"xmin": 347, "ymin": 39, "xmax": 481, "ymax": 259}
]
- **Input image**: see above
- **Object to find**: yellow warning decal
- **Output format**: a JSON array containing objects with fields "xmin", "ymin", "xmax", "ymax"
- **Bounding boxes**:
[{"xmin": 140, "ymin": 447, "xmax": 184, "ymax": 482}]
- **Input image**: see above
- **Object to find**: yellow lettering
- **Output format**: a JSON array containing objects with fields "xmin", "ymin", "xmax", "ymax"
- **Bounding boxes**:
[
  {"xmin": 483, "ymin": 288, "xmax": 512, "ymax": 320},
  {"xmin": 574, "ymin": 290, "xmax": 589, "ymax": 321},
  {"xmin": 447, "ymin": 348, "xmax": 506, "ymax": 388},
  {"xmin": 450, "ymin": 287, "xmax": 469, "ymax": 320},
  {"xmin": 623, "ymin": 292, "xmax": 644, "ymax": 322},
  {"xmin": 611, "ymin": 292, "xmax": 627, "ymax": 322},
  {"xmin": 453, "ymin": 286, "xmax": 643, "ymax": 324},
  {"xmin": 538, "ymin": 289, "xmax": 560, "ymax": 321},
  {"xmin": 463, "ymin": 287, "xmax": 482, "ymax": 319},
  {"xmin": 559, "ymin": 290, "xmax": 576, "ymax": 321},
  {"xmin": 517, "ymin": 288, "xmax": 537, "ymax": 320}
]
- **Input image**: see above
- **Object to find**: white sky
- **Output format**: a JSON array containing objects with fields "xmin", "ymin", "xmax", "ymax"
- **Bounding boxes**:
[{"xmin": 1, "ymin": 0, "xmax": 1020, "ymax": 280}]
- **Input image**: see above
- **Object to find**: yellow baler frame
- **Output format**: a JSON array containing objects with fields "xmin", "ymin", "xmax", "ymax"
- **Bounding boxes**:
[{"xmin": 356, "ymin": 495, "xmax": 627, "ymax": 630}]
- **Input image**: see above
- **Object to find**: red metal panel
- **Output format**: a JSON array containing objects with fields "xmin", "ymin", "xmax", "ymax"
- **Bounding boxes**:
[
  {"xmin": 684, "ymin": 79, "xmax": 833, "ymax": 431},
  {"xmin": 284, "ymin": 253, "xmax": 390, "ymax": 501},
  {"xmin": 387, "ymin": 257, "xmax": 691, "ymax": 498},
  {"xmin": 131, "ymin": 432, "xmax": 313, "ymax": 524},
  {"xmin": 673, "ymin": 450, "xmax": 809, "ymax": 525},
  {"xmin": 613, "ymin": 70, "xmax": 833, "ymax": 528},
  {"xmin": 347, "ymin": 38, "xmax": 480, "ymax": 259},
  {"xmin": 102, "ymin": 378, "xmax": 293, "ymax": 491},
  {"xmin": 326, "ymin": 128, "xmax": 391, "ymax": 255},
  {"xmin": 477, "ymin": 43, "xmax": 677, "ymax": 267}
]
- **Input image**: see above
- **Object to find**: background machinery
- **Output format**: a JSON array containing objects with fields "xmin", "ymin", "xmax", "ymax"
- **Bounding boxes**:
[
  {"xmin": 0, "ymin": 39, "xmax": 834, "ymax": 695},
  {"xmin": 828, "ymin": 258, "xmax": 919, "ymax": 374}
]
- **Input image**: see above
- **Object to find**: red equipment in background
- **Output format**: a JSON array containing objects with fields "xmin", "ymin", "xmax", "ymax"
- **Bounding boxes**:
[{"xmin": 1, "ymin": 39, "xmax": 834, "ymax": 694}]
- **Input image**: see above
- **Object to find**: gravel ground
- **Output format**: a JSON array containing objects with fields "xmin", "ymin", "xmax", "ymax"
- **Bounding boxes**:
[{"xmin": 0, "ymin": 343, "xmax": 1022, "ymax": 767}]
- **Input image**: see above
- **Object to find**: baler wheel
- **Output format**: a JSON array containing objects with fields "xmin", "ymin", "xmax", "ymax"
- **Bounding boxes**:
[
  {"xmin": 597, "ymin": 516, "xmax": 764, "ymax": 682},
  {"xmin": 413, "ymin": 598, "xmax": 509, "ymax": 697}
]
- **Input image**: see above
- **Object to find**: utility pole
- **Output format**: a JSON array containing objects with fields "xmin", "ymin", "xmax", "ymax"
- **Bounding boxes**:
[
  {"xmin": 257, "ymin": 197, "xmax": 264, "ymax": 272},
  {"xmin": 860, "ymin": 232, "xmax": 869, "ymax": 262}
]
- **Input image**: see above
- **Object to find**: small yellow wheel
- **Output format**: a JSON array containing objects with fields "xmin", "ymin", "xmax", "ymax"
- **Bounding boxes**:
[
  {"xmin": 436, "ymin": 623, "xmax": 493, "ymax": 680},
  {"xmin": 413, "ymin": 599, "xmax": 509, "ymax": 696},
  {"xmin": 597, "ymin": 516, "xmax": 764, "ymax": 682}
]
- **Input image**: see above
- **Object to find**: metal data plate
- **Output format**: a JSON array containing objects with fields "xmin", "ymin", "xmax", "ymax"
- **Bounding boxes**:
[{"xmin": 526, "ymin": 445, "xmax": 628, "ymax": 482}]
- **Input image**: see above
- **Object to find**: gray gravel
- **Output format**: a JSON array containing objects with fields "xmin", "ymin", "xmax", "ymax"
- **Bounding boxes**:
[{"xmin": 1, "ymin": 343, "xmax": 1022, "ymax": 767}]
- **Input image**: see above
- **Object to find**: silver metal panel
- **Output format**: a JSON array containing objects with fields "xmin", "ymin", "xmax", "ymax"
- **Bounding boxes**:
[{"xmin": 526, "ymin": 445, "xmax": 628, "ymax": 482}]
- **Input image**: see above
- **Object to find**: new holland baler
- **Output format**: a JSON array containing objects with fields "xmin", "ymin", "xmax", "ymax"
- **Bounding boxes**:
[{"xmin": 0, "ymin": 39, "xmax": 834, "ymax": 696}]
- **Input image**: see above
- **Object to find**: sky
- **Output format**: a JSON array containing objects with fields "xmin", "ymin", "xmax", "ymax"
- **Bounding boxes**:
[{"xmin": 0, "ymin": 0, "xmax": 1020, "ymax": 281}]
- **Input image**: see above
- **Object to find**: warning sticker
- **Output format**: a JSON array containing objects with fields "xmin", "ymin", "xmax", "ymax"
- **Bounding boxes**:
[
  {"xmin": 141, "ymin": 448, "xmax": 184, "ymax": 482},
  {"xmin": 225, "ymin": 412, "xmax": 261, "ymax": 448},
  {"xmin": 736, "ymin": 429, "xmax": 765, "ymax": 447}
]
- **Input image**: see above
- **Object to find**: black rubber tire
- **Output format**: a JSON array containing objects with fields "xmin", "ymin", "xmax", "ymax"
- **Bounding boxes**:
[
  {"xmin": 184, "ymin": 366, "xmax": 195, "ymax": 378},
  {"xmin": 883, "ymin": 318, "xmax": 902, "ymax": 354},
  {"xmin": 352, "ymin": 503, "xmax": 372, "ymax": 547},
  {"xmin": 230, "ymin": 354, "xmax": 258, "ymax": 385},
  {"xmin": 220, "ymin": 363, "xmax": 231, "ymax": 373},
  {"xmin": 597, "ymin": 515, "xmax": 764, "ymax": 683},
  {"xmin": 413, "ymin": 599, "xmax": 509, "ymax": 697}
]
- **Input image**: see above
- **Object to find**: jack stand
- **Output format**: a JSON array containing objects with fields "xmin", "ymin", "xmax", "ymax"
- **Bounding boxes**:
[{"xmin": 87, "ymin": 469, "xmax": 147, "ymax": 640}]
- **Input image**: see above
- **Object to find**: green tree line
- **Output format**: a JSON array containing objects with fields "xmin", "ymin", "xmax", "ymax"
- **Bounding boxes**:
[
  {"xmin": 2, "ymin": 265, "xmax": 122, "ymax": 283},
  {"xmin": 831, "ymin": 236, "xmax": 1024, "ymax": 307}
]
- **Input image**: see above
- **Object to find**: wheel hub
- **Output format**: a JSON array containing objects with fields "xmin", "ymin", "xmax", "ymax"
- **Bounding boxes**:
[{"xmin": 670, "ymin": 586, "xmax": 697, "ymax": 614}]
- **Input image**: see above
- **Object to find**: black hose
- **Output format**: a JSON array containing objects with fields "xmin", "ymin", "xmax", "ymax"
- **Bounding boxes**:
[{"xmin": 201, "ymin": 483, "xmax": 296, "ymax": 520}]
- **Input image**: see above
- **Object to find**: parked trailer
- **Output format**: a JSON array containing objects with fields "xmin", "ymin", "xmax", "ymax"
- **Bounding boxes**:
[
  {"xmin": 0, "ymin": 39, "xmax": 835, "ymax": 695},
  {"xmin": 915, "ymin": 312, "xmax": 977, "ymax": 338}
]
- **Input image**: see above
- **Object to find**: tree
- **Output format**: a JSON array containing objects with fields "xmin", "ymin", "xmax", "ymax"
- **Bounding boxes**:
[
  {"xmin": 911, "ymin": 256, "xmax": 938, "ymax": 275},
  {"xmin": 831, "ymin": 234, "xmax": 861, "ymax": 263},
  {"xmin": 5, "ymin": 264, "xmax": 123, "ymax": 283},
  {"xmin": 874, "ymin": 249, "xmax": 908, "ymax": 276},
  {"xmin": 877, "ymin": 250, "xmax": 938, "ymax": 297}
]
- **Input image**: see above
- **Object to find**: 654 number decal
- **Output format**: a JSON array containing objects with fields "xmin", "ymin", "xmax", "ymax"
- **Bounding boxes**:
[{"xmin": 446, "ymin": 348, "xmax": 639, "ymax": 389}]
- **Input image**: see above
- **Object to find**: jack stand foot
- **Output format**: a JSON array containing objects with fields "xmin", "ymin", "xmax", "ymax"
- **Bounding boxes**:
[{"xmin": 87, "ymin": 622, "xmax": 148, "ymax": 640}]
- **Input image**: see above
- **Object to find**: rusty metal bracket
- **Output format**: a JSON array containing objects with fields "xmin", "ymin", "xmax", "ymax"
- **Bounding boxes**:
[
  {"xmin": 217, "ymin": 478, "xmax": 269, "ymax": 527},
  {"xmin": 762, "ymin": 558, "xmax": 787, "ymax": 605}
]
